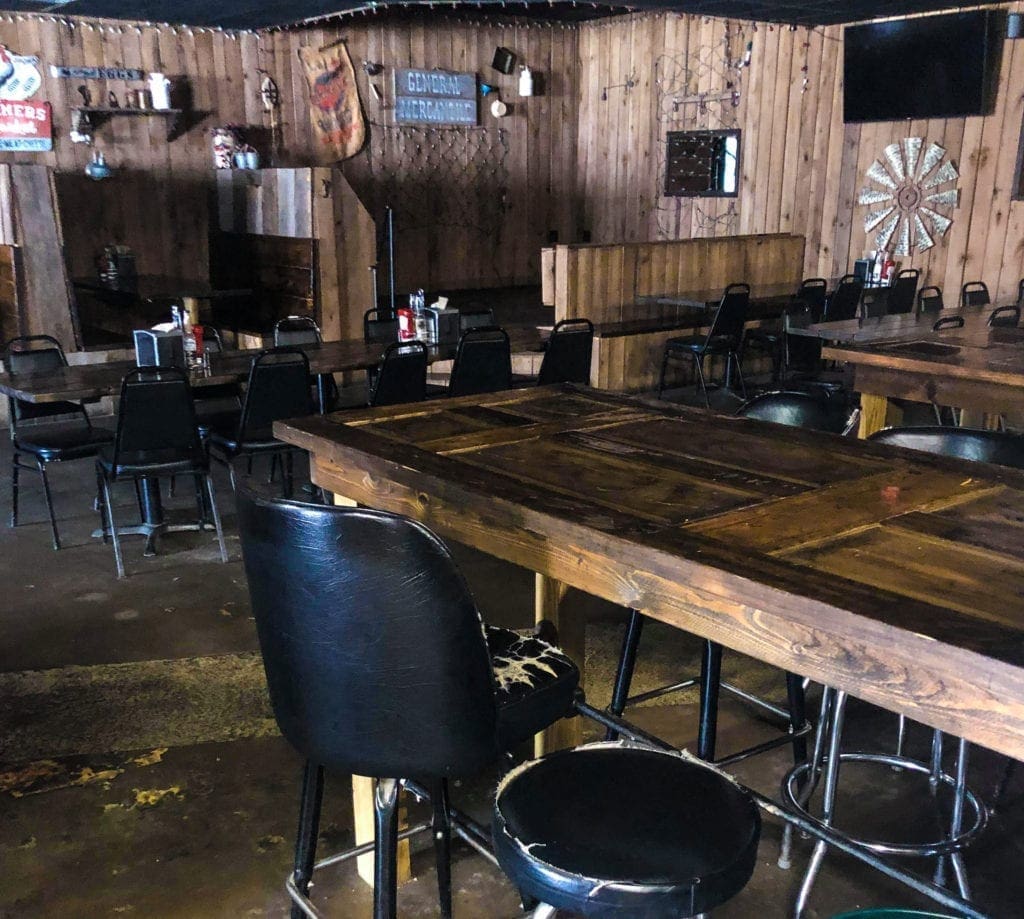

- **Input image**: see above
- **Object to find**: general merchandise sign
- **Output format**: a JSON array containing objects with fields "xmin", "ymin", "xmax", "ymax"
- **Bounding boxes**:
[{"xmin": 393, "ymin": 68, "xmax": 477, "ymax": 126}]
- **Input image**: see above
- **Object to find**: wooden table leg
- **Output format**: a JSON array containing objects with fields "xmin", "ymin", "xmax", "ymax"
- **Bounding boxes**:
[
  {"xmin": 534, "ymin": 573, "xmax": 585, "ymax": 756},
  {"xmin": 959, "ymin": 408, "xmax": 1001, "ymax": 431},
  {"xmin": 857, "ymin": 394, "xmax": 903, "ymax": 439},
  {"xmin": 332, "ymin": 492, "xmax": 411, "ymax": 887}
]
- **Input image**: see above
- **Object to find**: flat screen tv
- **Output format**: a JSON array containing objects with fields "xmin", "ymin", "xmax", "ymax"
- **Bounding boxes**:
[{"xmin": 844, "ymin": 10, "xmax": 1002, "ymax": 123}]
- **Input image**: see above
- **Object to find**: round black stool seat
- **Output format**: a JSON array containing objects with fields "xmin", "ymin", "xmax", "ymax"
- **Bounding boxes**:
[{"xmin": 492, "ymin": 742, "xmax": 761, "ymax": 918}]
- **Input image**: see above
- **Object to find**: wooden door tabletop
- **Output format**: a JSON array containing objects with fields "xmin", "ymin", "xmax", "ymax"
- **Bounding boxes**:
[
  {"xmin": 277, "ymin": 385, "xmax": 1024, "ymax": 761},
  {"xmin": 789, "ymin": 304, "xmax": 1001, "ymax": 343},
  {"xmin": 0, "ymin": 328, "xmax": 545, "ymax": 403}
]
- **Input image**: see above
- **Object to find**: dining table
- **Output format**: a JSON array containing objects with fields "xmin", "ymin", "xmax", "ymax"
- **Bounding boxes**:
[
  {"xmin": 786, "ymin": 305, "xmax": 1024, "ymax": 435},
  {"xmin": 276, "ymin": 384, "xmax": 1024, "ymax": 904}
]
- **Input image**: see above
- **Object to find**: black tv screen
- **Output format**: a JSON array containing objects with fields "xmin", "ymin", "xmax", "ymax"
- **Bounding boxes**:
[{"xmin": 844, "ymin": 11, "xmax": 1002, "ymax": 123}]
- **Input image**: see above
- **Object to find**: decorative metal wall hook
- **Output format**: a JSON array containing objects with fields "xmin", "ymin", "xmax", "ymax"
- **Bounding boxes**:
[{"xmin": 601, "ymin": 74, "xmax": 636, "ymax": 101}]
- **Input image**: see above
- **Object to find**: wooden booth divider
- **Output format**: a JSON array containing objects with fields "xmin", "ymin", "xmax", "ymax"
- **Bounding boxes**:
[{"xmin": 542, "ymin": 233, "xmax": 805, "ymax": 393}]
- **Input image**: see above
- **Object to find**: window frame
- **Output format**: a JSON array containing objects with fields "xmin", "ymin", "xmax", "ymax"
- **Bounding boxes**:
[{"xmin": 664, "ymin": 128, "xmax": 742, "ymax": 199}]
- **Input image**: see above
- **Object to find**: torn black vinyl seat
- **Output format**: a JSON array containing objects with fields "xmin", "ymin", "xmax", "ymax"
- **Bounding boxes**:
[
  {"xmin": 235, "ymin": 488, "xmax": 579, "ymax": 919},
  {"xmin": 492, "ymin": 742, "xmax": 761, "ymax": 919}
]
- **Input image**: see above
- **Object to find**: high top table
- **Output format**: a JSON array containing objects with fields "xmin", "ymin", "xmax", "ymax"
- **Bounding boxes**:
[
  {"xmin": 787, "ymin": 306, "xmax": 1024, "ymax": 435},
  {"xmin": 276, "ymin": 385, "xmax": 1024, "ymax": 904}
]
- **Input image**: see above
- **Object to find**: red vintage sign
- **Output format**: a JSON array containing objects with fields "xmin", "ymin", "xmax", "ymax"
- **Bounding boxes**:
[{"xmin": 0, "ymin": 100, "xmax": 52, "ymax": 151}]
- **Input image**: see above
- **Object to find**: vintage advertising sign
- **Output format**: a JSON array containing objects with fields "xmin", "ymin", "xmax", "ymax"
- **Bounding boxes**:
[
  {"xmin": 394, "ymin": 68, "xmax": 477, "ymax": 126},
  {"xmin": 298, "ymin": 40, "xmax": 366, "ymax": 163},
  {"xmin": 0, "ymin": 46, "xmax": 42, "ymax": 101},
  {"xmin": 0, "ymin": 100, "xmax": 53, "ymax": 151},
  {"xmin": 50, "ymin": 65, "xmax": 145, "ymax": 81}
]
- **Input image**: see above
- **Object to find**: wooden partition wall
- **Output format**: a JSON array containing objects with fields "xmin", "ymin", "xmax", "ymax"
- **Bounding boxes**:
[{"xmin": 548, "ymin": 233, "xmax": 804, "ymax": 322}]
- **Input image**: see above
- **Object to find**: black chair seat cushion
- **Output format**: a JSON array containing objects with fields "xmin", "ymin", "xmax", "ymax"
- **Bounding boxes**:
[
  {"xmin": 206, "ymin": 423, "xmax": 283, "ymax": 455},
  {"xmin": 15, "ymin": 422, "xmax": 114, "ymax": 462},
  {"xmin": 97, "ymin": 444, "xmax": 203, "ymax": 477},
  {"xmin": 665, "ymin": 333, "xmax": 739, "ymax": 356},
  {"xmin": 493, "ymin": 743, "xmax": 761, "ymax": 918},
  {"xmin": 487, "ymin": 627, "xmax": 579, "ymax": 749}
]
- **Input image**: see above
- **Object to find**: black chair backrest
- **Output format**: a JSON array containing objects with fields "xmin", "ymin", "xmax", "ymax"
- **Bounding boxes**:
[
  {"xmin": 932, "ymin": 315, "xmax": 964, "ymax": 332},
  {"xmin": 238, "ymin": 348, "xmax": 313, "ymax": 439},
  {"xmin": 961, "ymin": 281, "xmax": 991, "ymax": 308},
  {"xmin": 235, "ymin": 489, "xmax": 500, "ymax": 778},
  {"xmin": 825, "ymin": 275, "xmax": 863, "ymax": 322},
  {"xmin": 887, "ymin": 268, "xmax": 919, "ymax": 314},
  {"xmin": 112, "ymin": 367, "xmax": 204, "ymax": 466},
  {"xmin": 274, "ymin": 315, "xmax": 321, "ymax": 346},
  {"xmin": 460, "ymin": 308, "xmax": 495, "ymax": 333},
  {"xmin": 736, "ymin": 390, "xmax": 850, "ymax": 435},
  {"xmin": 795, "ymin": 278, "xmax": 828, "ymax": 321},
  {"xmin": 370, "ymin": 340, "xmax": 428, "ymax": 406},
  {"xmin": 988, "ymin": 305, "xmax": 1021, "ymax": 328},
  {"xmin": 538, "ymin": 318, "xmax": 594, "ymax": 385},
  {"xmin": 783, "ymin": 303, "xmax": 822, "ymax": 374},
  {"xmin": 449, "ymin": 326, "xmax": 512, "ymax": 397},
  {"xmin": 917, "ymin": 286, "xmax": 944, "ymax": 314},
  {"xmin": 1018, "ymin": 279, "xmax": 1024, "ymax": 307},
  {"xmin": 364, "ymin": 308, "xmax": 398, "ymax": 344},
  {"xmin": 3, "ymin": 334, "xmax": 84, "ymax": 424},
  {"xmin": 859, "ymin": 288, "xmax": 889, "ymax": 320},
  {"xmin": 703, "ymin": 283, "xmax": 750, "ymax": 349},
  {"xmin": 869, "ymin": 426, "xmax": 1024, "ymax": 470}
]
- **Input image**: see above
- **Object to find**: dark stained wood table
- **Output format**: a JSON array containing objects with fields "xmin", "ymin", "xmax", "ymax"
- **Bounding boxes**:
[
  {"xmin": 276, "ymin": 384, "xmax": 1024, "ymax": 762},
  {"xmin": 789, "ymin": 307, "xmax": 1024, "ymax": 435},
  {"xmin": 277, "ymin": 383, "xmax": 1024, "ymax": 890},
  {"xmin": 0, "ymin": 328, "xmax": 546, "ymax": 405}
]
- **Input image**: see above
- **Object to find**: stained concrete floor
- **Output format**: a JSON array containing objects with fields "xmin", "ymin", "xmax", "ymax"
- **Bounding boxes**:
[{"xmin": 2, "ymin": 388, "xmax": 1024, "ymax": 918}]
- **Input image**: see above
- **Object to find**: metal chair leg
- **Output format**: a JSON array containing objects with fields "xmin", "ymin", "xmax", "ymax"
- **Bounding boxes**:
[
  {"xmin": 290, "ymin": 760, "xmax": 324, "ymax": 919},
  {"xmin": 948, "ymin": 738, "xmax": 972, "ymax": 901},
  {"xmin": 794, "ymin": 689, "xmax": 848, "ymax": 918},
  {"xmin": 605, "ymin": 608, "xmax": 645, "ymax": 740},
  {"xmin": 693, "ymin": 353, "xmax": 711, "ymax": 409},
  {"xmin": 10, "ymin": 453, "xmax": 19, "ymax": 527},
  {"xmin": 37, "ymin": 459, "xmax": 60, "ymax": 550},
  {"xmin": 373, "ymin": 777, "xmax": 401, "ymax": 919},
  {"xmin": 95, "ymin": 467, "xmax": 109, "ymax": 543},
  {"xmin": 786, "ymin": 671, "xmax": 808, "ymax": 766},
  {"xmin": 101, "ymin": 477, "xmax": 125, "ymax": 579},
  {"xmin": 732, "ymin": 350, "xmax": 748, "ymax": 399},
  {"xmin": 698, "ymin": 640, "xmax": 723, "ymax": 761},
  {"xmin": 432, "ymin": 778, "xmax": 453, "ymax": 919},
  {"xmin": 204, "ymin": 474, "xmax": 229, "ymax": 564}
]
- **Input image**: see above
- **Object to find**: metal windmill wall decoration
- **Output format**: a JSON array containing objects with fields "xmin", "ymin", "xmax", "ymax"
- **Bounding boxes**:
[{"xmin": 857, "ymin": 138, "xmax": 960, "ymax": 256}]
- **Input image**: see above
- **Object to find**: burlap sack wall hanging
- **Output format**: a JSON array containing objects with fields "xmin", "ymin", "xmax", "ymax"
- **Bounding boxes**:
[{"xmin": 298, "ymin": 39, "xmax": 366, "ymax": 162}]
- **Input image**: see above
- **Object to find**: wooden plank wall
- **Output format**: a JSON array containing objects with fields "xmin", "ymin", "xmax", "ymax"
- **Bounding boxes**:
[
  {"xmin": 553, "ymin": 233, "xmax": 804, "ymax": 322},
  {"xmin": 262, "ymin": 13, "xmax": 580, "ymax": 294},
  {"xmin": 0, "ymin": 16, "xmax": 262, "ymax": 285},
  {"xmin": 576, "ymin": 7, "xmax": 1024, "ymax": 306}
]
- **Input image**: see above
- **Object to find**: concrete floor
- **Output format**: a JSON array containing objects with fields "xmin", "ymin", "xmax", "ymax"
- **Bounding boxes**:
[{"xmin": 3, "ymin": 384, "xmax": 1024, "ymax": 918}]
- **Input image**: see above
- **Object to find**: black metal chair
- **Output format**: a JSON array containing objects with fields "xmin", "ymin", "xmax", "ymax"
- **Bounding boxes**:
[
  {"xmin": 493, "ymin": 742, "xmax": 761, "ymax": 918},
  {"xmin": 859, "ymin": 287, "xmax": 889, "ymax": 320},
  {"xmin": 933, "ymin": 315, "xmax": 964, "ymax": 332},
  {"xmin": 368, "ymin": 340, "xmax": 428, "ymax": 407},
  {"xmin": 4, "ymin": 335, "xmax": 114, "ymax": 550},
  {"xmin": 537, "ymin": 318, "xmax": 594, "ymax": 386},
  {"xmin": 448, "ymin": 326, "xmax": 512, "ymax": 397},
  {"xmin": 744, "ymin": 278, "xmax": 830, "ymax": 380},
  {"xmin": 206, "ymin": 348, "xmax": 313, "ymax": 496},
  {"xmin": 917, "ymin": 285, "xmax": 945, "ymax": 314},
  {"xmin": 364, "ymin": 308, "xmax": 398, "ymax": 344},
  {"xmin": 887, "ymin": 268, "xmax": 919, "ymax": 314},
  {"xmin": 988, "ymin": 305, "xmax": 1020, "ymax": 328},
  {"xmin": 658, "ymin": 284, "xmax": 749, "ymax": 407},
  {"xmin": 796, "ymin": 277, "xmax": 829, "ymax": 319},
  {"xmin": 273, "ymin": 315, "xmax": 337, "ymax": 413},
  {"xmin": 95, "ymin": 367, "xmax": 227, "ymax": 578},
  {"xmin": 235, "ymin": 489, "xmax": 580, "ymax": 919},
  {"xmin": 961, "ymin": 281, "xmax": 991, "ymax": 308},
  {"xmin": 782, "ymin": 425, "xmax": 1012, "ymax": 914},
  {"xmin": 824, "ymin": 275, "xmax": 863, "ymax": 322}
]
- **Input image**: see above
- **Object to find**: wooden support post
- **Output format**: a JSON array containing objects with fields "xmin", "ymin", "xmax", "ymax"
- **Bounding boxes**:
[
  {"xmin": 534, "ymin": 573, "xmax": 585, "ymax": 756},
  {"xmin": 333, "ymin": 492, "xmax": 411, "ymax": 887},
  {"xmin": 857, "ymin": 393, "xmax": 902, "ymax": 439}
]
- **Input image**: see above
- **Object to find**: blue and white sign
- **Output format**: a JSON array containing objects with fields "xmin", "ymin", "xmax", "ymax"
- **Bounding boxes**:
[{"xmin": 393, "ymin": 68, "xmax": 477, "ymax": 126}]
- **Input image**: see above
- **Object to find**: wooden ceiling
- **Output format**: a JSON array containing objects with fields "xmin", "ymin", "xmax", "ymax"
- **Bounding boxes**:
[{"xmin": 0, "ymin": 0, "xmax": 990, "ymax": 30}]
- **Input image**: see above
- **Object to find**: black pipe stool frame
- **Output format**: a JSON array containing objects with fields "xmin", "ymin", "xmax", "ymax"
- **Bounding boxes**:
[{"xmin": 281, "ymin": 697, "xmax": 988, "ymax": 919}]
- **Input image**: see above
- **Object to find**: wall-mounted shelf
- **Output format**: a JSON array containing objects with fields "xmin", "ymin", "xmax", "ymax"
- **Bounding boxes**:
[{"xmin": 72, "ymin": 107, "xmax": 200, "ymax": 142}]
